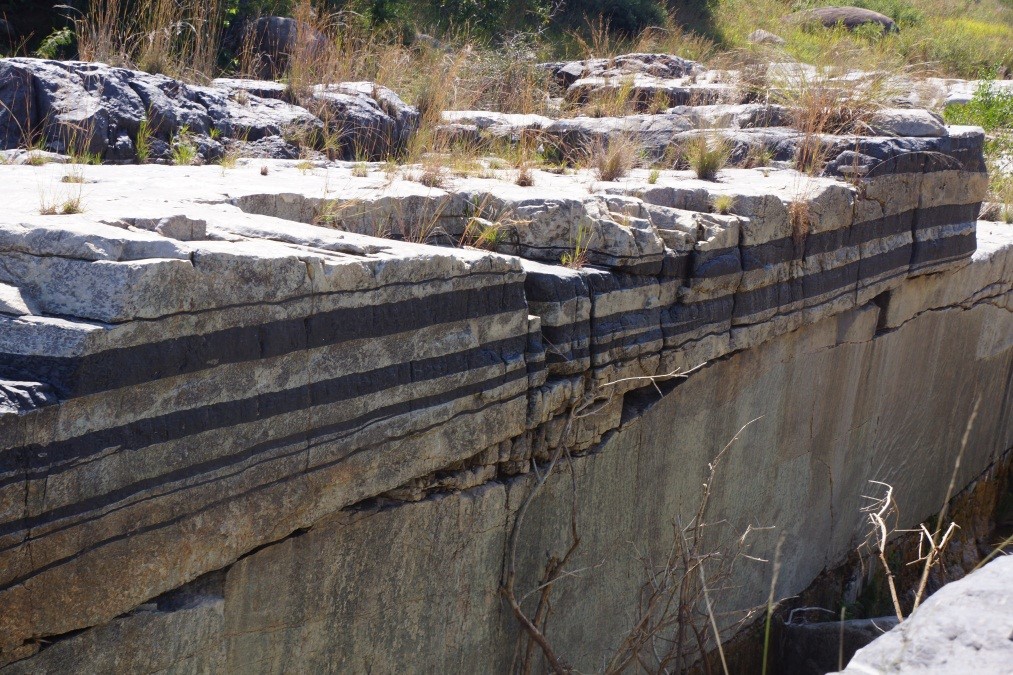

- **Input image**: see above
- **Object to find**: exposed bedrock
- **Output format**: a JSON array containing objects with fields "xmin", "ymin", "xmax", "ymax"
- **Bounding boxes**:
[
  {"xmin": 1, "ymin": 241, "xmax": 1010, "ymax": 672},
  {"xmin": 0, "ymin": 58, "xmax": 419, "ymax": 162},
  {"xmin": 0, "ymin": 116, "xmax": 1008, "ymax": 669}
]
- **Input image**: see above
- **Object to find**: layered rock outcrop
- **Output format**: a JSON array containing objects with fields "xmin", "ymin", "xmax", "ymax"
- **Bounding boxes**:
[{"xmin": 0, "ymin": 56, "xmax": 1010, "ymax": 672}]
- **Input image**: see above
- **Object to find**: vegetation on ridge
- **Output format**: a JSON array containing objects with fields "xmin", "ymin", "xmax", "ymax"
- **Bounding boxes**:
[{"xmin": 3, "ymin": 0, "xmax": 1013, "ymax": 80}]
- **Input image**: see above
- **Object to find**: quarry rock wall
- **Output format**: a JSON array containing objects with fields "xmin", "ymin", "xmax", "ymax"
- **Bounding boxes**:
[{"xmin": 0, "ymin": 107, "xmax": 1010, "ymax": 670}]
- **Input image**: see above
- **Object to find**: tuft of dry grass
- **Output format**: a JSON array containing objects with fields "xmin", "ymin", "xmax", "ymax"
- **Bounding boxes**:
[
  {"xmin": 685, "ymin": 134, "xmax": 730, "ymax": 181},
  {"xmin": 40, "ymin": 184, "xmax": 84, "ymax": 215},
  {"xmin": 590, "ymin": 135, "xmax": 638, "ymax": 182},
  {"xmin": 768, "ymin": 65, "xmax": 893, "ymax": 174},
  {"xmin": 515, "ymin": 164, "xmax": 534, "ymax": 187},
  {"xmin": 75, "ymin": 0, "xmax": 224, "ymax": 82},
  {"xmin": 61, "ymin": 166, "xmax": 86, "ymax": 184},
  {"xmin": 789, "ymin": 198, "xmax": 810, "ymax": 250},
  {"xmin": 416, "ymin": 163, "xmax": 447, "ymax": 189}
]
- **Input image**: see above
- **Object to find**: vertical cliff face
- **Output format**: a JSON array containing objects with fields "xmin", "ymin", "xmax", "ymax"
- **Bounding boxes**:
[{"xmin": 0, "ymin": 61, "xmax": 1010, "ymax": 669}]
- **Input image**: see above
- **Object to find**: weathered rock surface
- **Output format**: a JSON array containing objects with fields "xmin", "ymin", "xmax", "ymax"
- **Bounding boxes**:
[
  {"xmin": 836, "ymin": 556, "xmax": 1013, "ymax": 674},
  {"xmin": 536, "ymin": 53, "xmax": 735, "ymax": 111},
  {"xmin": 540, "ymin": 52, "xmax": 704, "ymax": 89},
  {"xmin": 0, "ymin": 58, "xmax": 418, "ymax": 161},
  {"xmin": 868, "ymin": 108, "xmax": 946, "ymax": 137},
  {"xmin": 2, "ymin": 235, "xmax": 1008, "ymax": 671}
]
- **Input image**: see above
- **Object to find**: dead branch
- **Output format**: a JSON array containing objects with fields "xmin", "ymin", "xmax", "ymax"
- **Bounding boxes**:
[{"xmin": 911, "ymin": 398, "xmax": 979, "ymax": 611}]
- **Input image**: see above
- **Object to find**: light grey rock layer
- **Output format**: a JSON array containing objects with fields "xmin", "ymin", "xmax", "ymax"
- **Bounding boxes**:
[{"xmin": 835, "ymin": 555, "xmax": 1013, "ymax": 674}]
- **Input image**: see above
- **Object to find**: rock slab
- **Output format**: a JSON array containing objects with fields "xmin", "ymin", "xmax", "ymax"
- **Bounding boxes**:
[{"xmin": 836, "ymin": 556, "xmax": 1013, "ymax": 674}]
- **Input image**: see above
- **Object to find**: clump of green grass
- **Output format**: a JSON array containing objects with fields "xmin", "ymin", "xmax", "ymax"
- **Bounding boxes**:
[
  {"xmin": 686, "ymin": 135, "xmax": 730, "ymax": 181},
  {"xmin": 60, "ymin": 195, "xmax": 84, "ymax": 214},
  {"xmin": 744, "ymin": 144, "xmax": 774, "ymax": 169},
  {"xmin": 461, "ymin": 216, "xmax": 505, "ymax": 250},
  {"xmin": 561, "ymin": 222, "xmax": 594, "ymax": 269},
  {"xmin": 647, "ymin": 168, "xmax": 661, "ymax": 184},
  {"xmin": 135, "ymin": 116, "xmax": 152, "ymax": 163},
  {"xmin": 712, "ymin": 194, "xmax": 735, "ymax": 215},
  {"xmin": 217, "ymin": 143, "xmax": 241, "ymax": 170},
  {"xmin": 171, "ymin": 125, "xmax": 199, "ymax": 166},
  {"xmin": 352, "ymin": 162, "xmax": 369, "ymax": 178}
]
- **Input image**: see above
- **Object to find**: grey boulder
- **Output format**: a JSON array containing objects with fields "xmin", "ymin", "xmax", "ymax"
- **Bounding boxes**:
[
  {"xmin": 748, "ymin": 29, "xmax": 787, "ymax": 45},
  {"xmin": 245, "ymin": 16, "xmax": 329, "ymax": 79},
  {"xmin": 540, "ymin": 52, "xmax": 703, "ymax": 88},
  {"xmin": 309, "ymin": 82, "xmax": 420, "ymax": 160},
  {"xmin": 792, "ymin": 7, "xmax": 899, "ymax": 33}
]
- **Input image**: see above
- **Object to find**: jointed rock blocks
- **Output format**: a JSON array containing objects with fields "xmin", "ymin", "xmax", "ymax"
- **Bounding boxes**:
[
  {"xmin": 0, "ymin": 113, "xmax": 1009, "ymax": 669},
  {"xmin": 0, "ymin": 58, "xmax": 419, "ymax": 162},
  {"xmin": 0, "ymin": 205, "xmax": 533, "ymax": 658}
]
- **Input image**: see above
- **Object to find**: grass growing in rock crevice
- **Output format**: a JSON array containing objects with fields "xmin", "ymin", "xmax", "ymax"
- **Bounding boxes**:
[{"xmin": 686, "ymin": 134, "xmax": 730, "ymax": 181}]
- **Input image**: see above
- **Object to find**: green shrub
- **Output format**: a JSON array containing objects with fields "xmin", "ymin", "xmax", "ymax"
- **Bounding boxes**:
[
  {"xmin": 944, "ymin": 75, "xmax": 1013, "ymax": 204},
  {"xmin": 559, "ymin": 0, "xmax": 666, "ymax": 36},
  {"xmin": 34, "ymin": 27, "xmax": 74, "ymax": 59},
  {"xmin": 944, "ymin": 77, "xmax": 1013, "ymax": 131}
]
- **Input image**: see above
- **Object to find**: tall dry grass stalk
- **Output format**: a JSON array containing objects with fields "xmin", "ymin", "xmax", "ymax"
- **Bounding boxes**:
[
  {"xmin": 860, "ymin": 399, "xmax": 981, "ymax": 622},
  {"xmin": 75, "ymin": 0, "xmax": 224, "ymax": 81},
  {"xmin": 74, "ymin": 0, "xmax": 126, "ymax": 65},
  {"xmin": 590, "ymin": 134, "xmax": 638, "ymax": 181}
]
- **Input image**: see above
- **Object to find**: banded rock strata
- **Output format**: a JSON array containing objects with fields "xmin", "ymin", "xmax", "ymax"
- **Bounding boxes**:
[{"xmin": 0, "ymin": 120, "xmax": 1008, "ymax": 669}]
